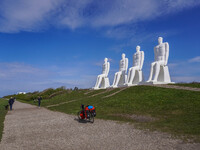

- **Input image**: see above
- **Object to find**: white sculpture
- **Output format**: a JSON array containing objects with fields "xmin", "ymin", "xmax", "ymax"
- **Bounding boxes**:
[
  {"xmin": 93, "ymin": 58, "xmax": 110, "ymax": 89},
  {"xmin": 126, "ymin": 46, "xmax": 144, "ymax": 86},
  {"xmin": 17, "ymin": 92, "xmax": 26, "ymax": 94},
  {"xmin": 112, "ymin": 53, "xmax": 128, "ymax": 88},
  {"xmin": 147, "ymin": 37, "xmax": 172, "ymax": 84}
]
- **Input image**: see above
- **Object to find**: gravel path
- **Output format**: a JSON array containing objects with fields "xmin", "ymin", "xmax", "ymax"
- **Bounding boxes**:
[{"xmin": 1, "ymin": 101, "xmax": 199, "ymax": 150}]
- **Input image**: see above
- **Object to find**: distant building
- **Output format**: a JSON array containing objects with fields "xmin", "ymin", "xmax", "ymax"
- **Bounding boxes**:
[{"xmin": 17, "ymin": 92, "xmax": 26, "ymax": 95}]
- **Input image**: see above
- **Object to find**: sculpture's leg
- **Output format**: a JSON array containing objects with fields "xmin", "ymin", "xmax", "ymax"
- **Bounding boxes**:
[
  {"xmin": 112, "ymin": 73, "xmax": 117, "ymax": 86},
  {"xmin": 153, "ymin": 63, "xmax": 161, "ymax": 82},
  {"xmin": 96, "ymin": 75, "xmax": 103, "ymax": 88},
  {"xmin": 127, "ymin": 68, "xmax": 132, "ymax": 84},
  {"xmin": 114, "ymin": 72, "xmax": 121, "ymax": 86},
  {"xmin": 94, "ymin": 75, "xmax": 100, "ymax": 88},
  {"xmin": 128, "ymin": 68, "xmax": 136, "ymax": 84},
  {"xmin": 147, "ymin": 62, "xmax": 155, "ymax": 82}
]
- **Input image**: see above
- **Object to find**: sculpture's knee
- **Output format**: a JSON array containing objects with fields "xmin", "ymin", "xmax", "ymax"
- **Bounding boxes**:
[
  {"xmin": 155, "ymin": 62, "xmax": 160, "ymax": 68},
  {"xmin": 115, "ymin": 72, "xmax": 119, "ymax": 76},
  {"xmin": 151, "ymin": 62, "xmax": 155, "ymax": 67},
  {"xmin": 132, "ymin": 68, "xmax": 136, "ymax": 73}
]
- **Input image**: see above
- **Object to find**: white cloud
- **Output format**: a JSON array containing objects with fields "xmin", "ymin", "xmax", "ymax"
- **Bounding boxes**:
[
  {"xmin": 0, "ymin": 62, "xmax": 54, "ymax": 96},
  {"xmin": 0, "ymin": 62, "xmax": 96, "ymax": 96},
  {"xmin": 0, "ymin": 0, "xmax": 200, "ymax": 32},
  {"xmin": 0, "ymin": 0, "xmax": 64, "ymax": 32},
  {"xmin": 166, "ymin": 0, "xmax": 200, "ymax": 11},
  {"xmin": 0, "ymin": 62, "xmax": 52, "ymax": 79},
  {"xmin": 188, "ymin": 56, "xmax": 200, "ymax": 63}
]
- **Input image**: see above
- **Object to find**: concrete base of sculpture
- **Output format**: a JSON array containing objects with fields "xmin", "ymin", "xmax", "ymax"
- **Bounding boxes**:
[
  {"xmin": 146, "ymin": 66, "xmax": 174, "ymax": 84},
  {"xmin": 94, "ymin": 77, "xmax": 110, "ymax": 90},
  {"xmin": 126, "ymin": 70, "xmax": 145, "ymax": 86}
]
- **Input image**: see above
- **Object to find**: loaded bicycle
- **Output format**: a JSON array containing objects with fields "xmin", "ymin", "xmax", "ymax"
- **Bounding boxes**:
[{"xmin": 77, "ymin": 104, "xmax": 96, "ymax": 123}]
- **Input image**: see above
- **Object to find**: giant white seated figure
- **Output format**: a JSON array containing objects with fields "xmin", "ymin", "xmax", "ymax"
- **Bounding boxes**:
[
  {"xmin": 93, "ymin": 58, "xmax": 110, "ymax": 89},
  {"xmin": 112, "ymin": 53, "xmax": 128, "ymax": 88},
  {"xmin": 147, "ymin": 37, "xmax": 172, "ymax": 84},
  {"xmin": 126, "ymin": 46, "xmax": 144, "ymax": 86}
]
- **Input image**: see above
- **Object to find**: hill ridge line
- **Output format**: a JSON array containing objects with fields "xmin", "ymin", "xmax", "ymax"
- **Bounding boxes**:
[{"xmin": 149, "ymin": 84, "xmax": 200, "ymax": 91}]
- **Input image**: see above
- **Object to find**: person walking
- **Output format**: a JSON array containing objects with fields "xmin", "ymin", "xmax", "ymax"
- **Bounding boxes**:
[
  {"xmin": 8, "ymin": 97, "xmax": 14, "ymax": 111},
  {"xmin": 38, "ymin": 96, "xmax": 42, "ymax": 108}
]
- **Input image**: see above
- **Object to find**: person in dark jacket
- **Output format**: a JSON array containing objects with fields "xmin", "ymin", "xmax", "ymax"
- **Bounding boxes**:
[
  {"xmin": 8, "ymin": 97, "xmax": 14, "ymax": 110},
  {"xmin": 38, "ymin": 96, "xmax": 42, "ymax": 108}
]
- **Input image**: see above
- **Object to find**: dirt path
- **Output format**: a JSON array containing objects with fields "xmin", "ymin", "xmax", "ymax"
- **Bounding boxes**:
[
  {"xmin": 102, "ymin": 87, "xmax": 128, "ymax": 98},
  {"xmin": 1, "ymin": 101, "xmax": 199, "ymax": 150},
  {"xmin": 46, "ymin": 99, "xmax": 80, "ymax": 108},
  {"xmin": 88, "ymin": 88, "xmax": 114, "ymax": 97},
  {"xmin": 47, "ymin": 88, "xmax": 115, "ymax": 108},
  {"xmin": 150, "ymin": 84, "xmax": 200, "ymax": 92}
]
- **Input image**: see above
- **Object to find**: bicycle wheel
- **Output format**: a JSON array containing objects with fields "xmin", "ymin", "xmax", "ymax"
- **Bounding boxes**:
[
  {"xmin": 89, "ymin": 112, "xmax": 94, "ymax": 123},
  {"xmin": 77, "ymin": 111, "xmax": 82, "ymax": 120}
]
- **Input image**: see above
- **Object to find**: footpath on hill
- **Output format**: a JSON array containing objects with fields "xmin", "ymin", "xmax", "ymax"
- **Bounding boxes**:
[
  {"xmin": 151, "ymin": 84, "xmax": 200, "ymax": 92},
  {"xmin": 0, "ymin": 101, "xmax": 200, "ymax": 150},
  {"xmin": 44, "ymin": 84, "xmax": 199, "ymax": 108}
]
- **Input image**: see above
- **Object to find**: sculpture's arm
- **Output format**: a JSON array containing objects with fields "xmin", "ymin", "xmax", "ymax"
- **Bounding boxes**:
[
  {"xmin": 119, "ymin": 61, "xmax": 121, "ymax": 71},
  {"xmin": 125, "ymin": 58, "xmax": 128, "ymax": 73},
  {"xmin": 165, "ymin": 42, "xmax": 169, "ymax": 65},
  {"xmin": 140, "ymin": 51, "xmax": 144, "ymax": 70},
  {"xmin": 106, "ymin": 62, "xmax": 110, "ymax": 77},
  {"xmin": 102, "ymin": 64, "xmax": 104, "ymax": 74},
  {"xmin": 154, "ymin": 47, "xmax": 157, "ymax": 61}
]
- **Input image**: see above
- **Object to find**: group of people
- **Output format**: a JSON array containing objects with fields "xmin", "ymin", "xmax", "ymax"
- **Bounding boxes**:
[{"xmin": 8, "ymin": 96, "xmax": 42, "ymax": 111}]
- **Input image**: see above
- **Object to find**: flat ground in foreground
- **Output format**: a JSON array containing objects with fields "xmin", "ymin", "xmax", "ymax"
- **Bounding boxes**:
[{"xmin": 0, "ymin": 101, "xmax": 199, "ymax": 150}]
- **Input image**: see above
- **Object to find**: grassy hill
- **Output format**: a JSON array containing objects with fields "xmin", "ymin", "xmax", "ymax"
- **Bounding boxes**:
[
  {"xmin": 4, "ymin": 83, "xmax": 200, "ymax": 142},
  {"xmin": 174, "ymin": 82, "xmax": 200, "ymax": 88},
  {"xmin": 0, "ymin": 99, "xmax": 8, "ymax": 142}
]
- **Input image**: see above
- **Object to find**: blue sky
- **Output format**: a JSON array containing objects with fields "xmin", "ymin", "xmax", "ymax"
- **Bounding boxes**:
[{"xmin": 0, "ymin": 0, "xmax": 200, "ymax": 96}]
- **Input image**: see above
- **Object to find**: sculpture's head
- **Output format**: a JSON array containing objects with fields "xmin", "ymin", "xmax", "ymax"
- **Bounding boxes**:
[
  {"xmin": 136, "ymin": 45, "xmax": 140, "ymax": 52},
  {"xmin": 104, "ymin": 57, "xmax": 108, "ymax": 62},
  {"xmin": 122, "ymin": 53, "xmax": 125, "ymax": 59},
  {"xmin": 158, "ymin": 37, "xmax": 163, "ymax": 44}
]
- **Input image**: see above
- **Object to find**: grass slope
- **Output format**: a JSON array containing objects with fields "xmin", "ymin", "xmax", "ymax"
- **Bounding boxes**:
[
  {"xmin": 6, "ymin": 85, "xmax": 200, "ymax": 142},
  {"xmin": 49, "ymin": 86, "xmax": 200, "ymax": 142},
  {"xmin": 174, "ymin": 82, "xmax": 200, "ymax": 88},
  {"xmin": 0, "ymin": 99, "xmax": 8, "ymax": 142}
]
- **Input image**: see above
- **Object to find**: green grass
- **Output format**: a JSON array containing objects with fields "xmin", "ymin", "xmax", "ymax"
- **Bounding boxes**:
[
  {"xmin": 48, "ymin": 86, "xmax": 200, "ymax": 142},
  {"xmin": 173, "ymin": 82, "xmax": 200, "ymax": 88},
  {"xmin": 10, "ymin": 86, "xmax": 200, "ymax": 142},
  {"xmin": 17, "ymin": 89, "xmax": 108, "ymax": 107},
  {"xmin": 0, "ymin": 98, "xmax": 8, "ymax": 142}
]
